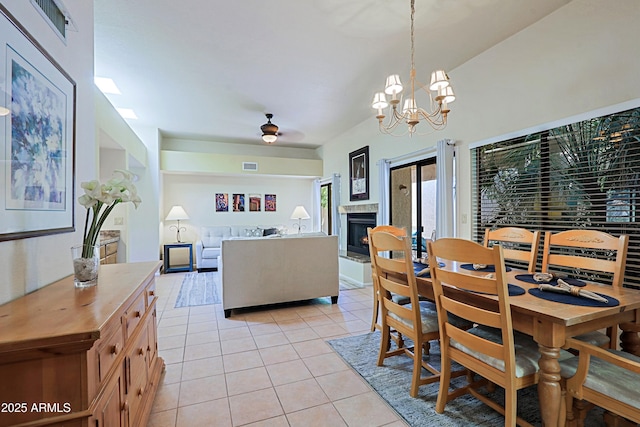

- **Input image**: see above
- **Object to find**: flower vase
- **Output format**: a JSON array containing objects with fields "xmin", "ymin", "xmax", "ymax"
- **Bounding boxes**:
[{"xmin": 71, "ymin": 244, "xmax": 100, "ymax": 288}]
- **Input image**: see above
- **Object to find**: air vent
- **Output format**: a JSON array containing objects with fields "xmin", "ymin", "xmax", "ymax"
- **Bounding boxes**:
[
  {"xmin": 31, "ymin": 0, "xmax": 75, "ymax": 40},
  {"xmin": 242, "ymin": 162, "xmax": 258, "ymax": 172}
]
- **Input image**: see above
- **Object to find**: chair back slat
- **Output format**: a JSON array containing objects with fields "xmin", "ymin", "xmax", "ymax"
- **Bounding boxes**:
[
  {"xmin": 542, "ymin": 230, "xmax": 629, "ymax": 287},
  {"xmin": 484, "ymin": 227, "xmax": 541, "ymax": 273}
]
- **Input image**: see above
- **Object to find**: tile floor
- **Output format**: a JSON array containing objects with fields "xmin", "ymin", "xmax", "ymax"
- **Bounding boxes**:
[{"xmin": 147, "ymin": 272, "xmax": 409, "ymax": 427}]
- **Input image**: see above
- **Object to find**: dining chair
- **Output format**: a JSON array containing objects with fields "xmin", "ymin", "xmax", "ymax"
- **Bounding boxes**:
[
  {"xmin": 368, "ymin": 225, "xmax": 408, "ymax": 334},
  {"xmin": 368, "ymin": 227, "xmax": 444, "ymax": 397},
  {"xmin": 542, "ymin": 230, "xmax": 629, "ymax": 349},
  {"xmin": 560, "ymin": 337, "xmax": 640, "ymax": 426},
  {"xmin": 484, "ymin": 227, "xmax": 541, "ymax": 273},
  {"xmin": 428, "ymin": 238, "xmax": 550, "ymax": 427}
]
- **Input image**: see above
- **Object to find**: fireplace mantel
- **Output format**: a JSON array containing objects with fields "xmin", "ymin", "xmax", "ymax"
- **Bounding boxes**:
[{"xmin": 339, "ymin": 203, "xmax": 378, "ymax": 214}]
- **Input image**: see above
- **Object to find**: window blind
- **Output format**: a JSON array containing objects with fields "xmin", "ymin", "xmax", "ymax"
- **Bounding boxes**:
[{"xmin": 471, "ymin": 107, "xmax": 640, "ymax": 288}]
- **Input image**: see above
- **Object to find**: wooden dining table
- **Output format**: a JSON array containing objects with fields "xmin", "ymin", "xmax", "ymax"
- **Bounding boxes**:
[{"xmin": 412, "ymin": 264, "xmax": 640, "ymax": 427}]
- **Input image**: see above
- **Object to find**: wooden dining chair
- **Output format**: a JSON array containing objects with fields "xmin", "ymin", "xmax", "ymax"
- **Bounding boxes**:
[
  {"xmin": 368, "ymin": 227, "xmax": 444, "ymax": 397},
  {"xmin": 428, "ymin": 238, "xmax": 548, "ymax": 427},
  {"xmin": 560, "ymin": 337, "xmax": 640, "ymax": 427},
  {"xmin": 368, "ymin": 225, "xmax": 408, "ymax": 333},
  {"xmin": 484, "ymin": 227, "xmax": 541, "ymax": 273},
  {"xmin": 542, "ymin": 230, "xmax": 629, "ymax": 349}
]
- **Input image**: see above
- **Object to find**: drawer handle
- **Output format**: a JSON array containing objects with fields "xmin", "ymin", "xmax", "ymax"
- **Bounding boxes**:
[
  {"xmin": 148, "ymin": 290, "xmax": 155, "ymax": 296},
  {"xmin": 122, "ymin": 401, "xmax": 129, "ymax": 412},
  {"xmin": 111, "ymin": 343, "xmax": 120, "ymax": 355},
  {"xmin": 138, "ymin": 347, "xmax": 145, "ymax": 356},
  {"xmin": 135, "ymin": 311, "xmax": 141, "ymax": 318},
  {"xmin": 138, "ymin": 386, "xmax": 144, "ymax": 397}
]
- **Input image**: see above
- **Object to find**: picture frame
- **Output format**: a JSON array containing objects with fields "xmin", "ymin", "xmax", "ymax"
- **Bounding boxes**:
[
  {"xmin": 249, "ymin": 194, "xmax": 261, "ymax": 212},
  {"xmin": 349, "ymin": 146, "xmax": 369, "ymax": 201},
  {"xmin": 265, "ymin": 194, "xmax": 276, "ymax": 212},
  {"xmin": 232, "ymin": 193, "xmax": 245, "ymax": 212},
  {"xmin": 0, "ymin": 6, "xmax": 76, "ymax": 241},
  {"xmin": 215, "ymin": 193, "xmax": 229, "ymax": 212}
]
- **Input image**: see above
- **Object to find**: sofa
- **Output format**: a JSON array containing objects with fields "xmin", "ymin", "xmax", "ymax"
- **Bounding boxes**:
[
  {"xmin": 196, "ymin": 225, "xmax": 283, "ymax": 271},
  {"xmin": 220, "ymin": 233, "xmax": 339, "ymax": 317}
]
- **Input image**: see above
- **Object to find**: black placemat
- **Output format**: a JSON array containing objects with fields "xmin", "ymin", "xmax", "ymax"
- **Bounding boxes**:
[
  {"xmin": 528, "ymin": 288, "xmax": 619, "ymax": 307},
  {"xmin": 412, "ymin": 261, "xmax": 444, "ymax": 278},
  {"xmin": 460, "ymin": 263, "xmax": 512, "ymax": 272},
  {"xmin": 466, "ymin": 284, "xmax": 525, "ymax": 297},
  {"xmin": 514, "ymin": 274, "xmax": 586, "ymax": 287}
]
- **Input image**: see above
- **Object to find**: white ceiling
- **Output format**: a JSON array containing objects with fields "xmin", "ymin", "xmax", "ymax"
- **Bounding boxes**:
[{"xmin": 93, "ymin": 0, "xmax": 572, "ymax": 149}]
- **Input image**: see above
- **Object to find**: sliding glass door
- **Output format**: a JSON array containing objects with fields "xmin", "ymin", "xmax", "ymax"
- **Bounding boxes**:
[{"xmin": 390, "ymin": 158, "xmax": 437, "ymax": 259}]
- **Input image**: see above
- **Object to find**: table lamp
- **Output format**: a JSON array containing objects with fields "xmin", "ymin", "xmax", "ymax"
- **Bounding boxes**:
[
  {"xmin": 290, "ymin": 205, "xmax": 310, "ymax": 234},
  {"xmin": 166, "ymin": 205, "xmax": 189, "ymax": 242}
]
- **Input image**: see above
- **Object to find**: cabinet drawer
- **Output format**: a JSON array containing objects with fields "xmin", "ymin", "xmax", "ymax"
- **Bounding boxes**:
[
  {"xmin": 97, "ymin": 326, "xmax": 125, "ymax": 382},
  {"xmin": 145, "ymin": 281, "xmax": 156, "ymax": 309},
  {"xmin": 126, "ymin": 328, "xmax": 149, "ymax": 426},
  {"xmin": 124, "ymin": 293, "xmax": 146, "ymax": 340}
]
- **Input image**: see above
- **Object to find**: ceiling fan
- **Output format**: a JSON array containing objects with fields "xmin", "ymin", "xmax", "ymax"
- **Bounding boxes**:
[{"xmin": 260, "ymin": 113, "xmax": 280, "ymax": 144}]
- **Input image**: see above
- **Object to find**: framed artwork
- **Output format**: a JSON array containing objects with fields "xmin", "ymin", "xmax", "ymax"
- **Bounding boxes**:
[
  {"xmin": 232, "ymin": 193, "xmax": 245, "ymax": 212},
  {"xmin": 249, "ymin": 194, "xmax": 261, "ymax": 212},
  {"xmin": 215, "ymin": 193, "xmax": 229, "ymax": 212},
  {"xmin": 349, "ymin": 146, "xmax": 369, "ymax": 201},
  {"xmin": 265, "ymin": 194, "xmax": 276, "ymax": 212},
  {"xmin": 0, "ymin": 6, "xmax": 76, "ymax": 241}
]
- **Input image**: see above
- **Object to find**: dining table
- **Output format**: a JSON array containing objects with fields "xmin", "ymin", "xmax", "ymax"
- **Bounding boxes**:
[{"xmin": 411, "ymin": 262, "xmax": 640, "ymax": 427}]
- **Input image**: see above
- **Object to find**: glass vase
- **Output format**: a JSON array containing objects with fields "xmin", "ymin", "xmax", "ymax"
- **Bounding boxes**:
[{"xmin": 71, "ymin": 244, "xmax": 100, "ymax": 288}]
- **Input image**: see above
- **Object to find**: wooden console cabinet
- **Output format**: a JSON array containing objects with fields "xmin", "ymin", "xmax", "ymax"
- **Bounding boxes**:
[{"xmin": 0, "ymin": 261, "xmax": 164, "ymax": 427}]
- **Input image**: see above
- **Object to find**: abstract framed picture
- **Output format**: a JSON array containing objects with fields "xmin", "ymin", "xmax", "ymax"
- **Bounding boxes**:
[
  {"xmin": 0, "ymin": 6, "xmax": 76, "ymax": 241},
  {"xmin": 232, "ymin": 193, "xmax": 245, "ymax": 212},
  {"xmin": 349, "ymin": 146, "xmax": 369, "ymax": 201},
  {"xmin": 265, "ymin": 194, "xmax": 276, "ymax": 212},
  {"xmin": 215, "ymin": 193, "xmax": 229, "ymax": 212},
  {"xmin": 249, "ymin": 194, "xmax": 261, "ymax": 212}
]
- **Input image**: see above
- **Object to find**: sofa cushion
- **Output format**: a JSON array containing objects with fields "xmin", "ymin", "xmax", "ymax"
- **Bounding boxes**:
[
  {"xmin": 201, "ymin": 226, "xmax": 231, "ymax": 247},
  {"xmin": 202, "ymin": 247, "xmax": 221, "ymax": 259}
]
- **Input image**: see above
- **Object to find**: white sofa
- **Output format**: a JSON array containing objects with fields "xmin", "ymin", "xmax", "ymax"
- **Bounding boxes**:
[
  {"xmin": 196, "ymin": 225, "xmax": 282, "ymax": 271},
  {"xmin": 220, "ymin": 233, "xmax": 339, "ymax": 317}
]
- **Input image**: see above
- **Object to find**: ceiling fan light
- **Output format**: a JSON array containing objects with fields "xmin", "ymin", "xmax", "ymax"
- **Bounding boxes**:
[
  {"xmin": 429, "ymin": 70, "xmax": 450, "ymax": 91},
  {"xmin": 384, "ymin": 74, "xmax": 403, "ymax": 95},
  {"xmin": 372, "ymin": 92, "xmax": 388, "ymax": 109},
  {"xmin": 262, "ymin": 134, "xmax": 277, "ymax": 144}
]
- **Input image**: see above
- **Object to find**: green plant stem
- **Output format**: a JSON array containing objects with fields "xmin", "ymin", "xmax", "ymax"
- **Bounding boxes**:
[{"xmin": 81, "ymin": 200, "xmax": 121, "ymax": 258}]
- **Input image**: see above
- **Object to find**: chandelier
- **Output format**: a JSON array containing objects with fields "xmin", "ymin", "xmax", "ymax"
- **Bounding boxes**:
[{"xmin": 371, "ymin": 0, "xmax": 455, "ymax": 136}]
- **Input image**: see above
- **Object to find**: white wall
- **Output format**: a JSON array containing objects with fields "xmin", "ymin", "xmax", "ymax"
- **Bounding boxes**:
[
  {"xmin": 320, "ymin": 0, "xmax": 640, "ymax": 240},
  {"xmin": 162, "ymin": 173, "xmax": 316, "ymax": 246},
  {"xmin": 0, "ymin": 1, "xmax": 96, "ymax": 304}
]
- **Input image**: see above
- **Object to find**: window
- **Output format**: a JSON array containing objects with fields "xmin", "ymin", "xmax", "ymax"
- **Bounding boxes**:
[{"xmin": 472, "ymin": 107, "xmax": 640, "ymax": 288}]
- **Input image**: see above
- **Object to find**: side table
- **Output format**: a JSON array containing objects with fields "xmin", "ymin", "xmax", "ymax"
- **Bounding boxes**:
[{"xmin": 163, "ymin": 242, "xmax": 194, "ymax": 273}]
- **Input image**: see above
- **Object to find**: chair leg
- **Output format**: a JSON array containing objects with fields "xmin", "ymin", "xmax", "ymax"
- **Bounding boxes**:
[
  {"xmin": 410, "ymin": 342, "xmax": 423, "ymax": 397},
  {"xmin": 435, "ymin": 343, "xmax": 452, "ymax": 414},
  {"xmin": 377, "ymin": 325, "xmax": 391, "ymax": 366},
  {"xmin": 504, "ymin": 385, "xmax": 517, "ymax": 426},
  {"xmin": 370, "ymin": 288, "xmax": 379, "ymax": 332}
]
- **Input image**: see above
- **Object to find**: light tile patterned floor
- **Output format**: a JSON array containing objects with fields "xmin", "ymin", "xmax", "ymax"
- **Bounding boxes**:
[{"xmin": 147, "ymin": 272, "xmax": 408, "ymax": 427}]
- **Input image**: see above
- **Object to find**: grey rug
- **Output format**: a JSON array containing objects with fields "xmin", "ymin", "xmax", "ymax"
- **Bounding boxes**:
[
  {"xmin": 174, "ymin": 272, "xmax": 221, "ymax": 308},
  {"xmin": 327, "ymin": 332, "xmax": 605, "ymax": 427}
]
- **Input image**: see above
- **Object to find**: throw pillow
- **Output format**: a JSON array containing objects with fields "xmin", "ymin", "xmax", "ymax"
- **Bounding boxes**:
[{"xmin": 262, "ymin": 227, "xmax": 278, "ymax": 236}]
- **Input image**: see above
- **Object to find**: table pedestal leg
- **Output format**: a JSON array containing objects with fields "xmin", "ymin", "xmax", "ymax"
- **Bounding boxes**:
[{"xmin": 538, "ymin": 344, "xmax": 563, "ymax": 427}]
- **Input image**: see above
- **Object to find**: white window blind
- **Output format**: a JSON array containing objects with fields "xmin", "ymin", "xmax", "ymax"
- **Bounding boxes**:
[{"xmin": 471, "ymin": 107, "xmax": 640, "ymax": 288}]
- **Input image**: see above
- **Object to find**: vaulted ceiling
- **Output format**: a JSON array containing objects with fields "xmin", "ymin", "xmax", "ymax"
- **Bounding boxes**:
[{"xmin": 94, "ymin": 0, "xmax": 572, "ymax": 148}]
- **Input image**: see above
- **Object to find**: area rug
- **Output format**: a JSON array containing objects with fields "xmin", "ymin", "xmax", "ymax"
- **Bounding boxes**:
[
  {"xmin": 327, "ymin": 332, "xmax": 605, "ymax": 427},
  {"xmin": 174, "ymin": 272, "xmax": 221, "ymax": 308}
]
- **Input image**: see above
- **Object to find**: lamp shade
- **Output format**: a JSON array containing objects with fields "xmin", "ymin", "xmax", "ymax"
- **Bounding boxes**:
[
  {"xmin": 371, "ymin": 92, "xmax": 388, "ymax": 110},
  {"xmin": 165, "ymin": 205, "xmax": 189, "ymax": 221},
  {"xmin": 429, "ymin": 70, "xmax": 450, "ymax": 91},
  {"xmin": 384, "ymin": 74, "xmax": 403, "ymax": 95},
  {"xmin": 290, "ymin": 205, "xmax": 310, "ymax": 220}
]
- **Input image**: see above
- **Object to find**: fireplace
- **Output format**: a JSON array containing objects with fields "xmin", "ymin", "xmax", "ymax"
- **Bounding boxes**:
[{"xmin": 347, "ymin": 213, "xmax": 377, "ymax": 256}]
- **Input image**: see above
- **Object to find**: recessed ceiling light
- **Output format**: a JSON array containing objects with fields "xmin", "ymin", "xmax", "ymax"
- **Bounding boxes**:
[
  {"xmin": 94, "ymin": 77, "xmax": 121, "ymax": 95},
  {"xmin": 116, "ymin": 108, "xmax": 138, "ymax": 119}
]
